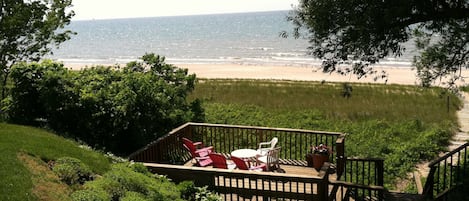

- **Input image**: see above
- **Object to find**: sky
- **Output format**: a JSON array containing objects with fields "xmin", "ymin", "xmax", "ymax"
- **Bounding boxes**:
[{"xmin": 72, "ymin": 0, "xmax": 299, "ymax": 20}]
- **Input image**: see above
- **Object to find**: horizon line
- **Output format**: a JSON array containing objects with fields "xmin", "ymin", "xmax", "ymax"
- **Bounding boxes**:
[{"xmin": 72, "ymin": 9, "xmax": 293, "ymax": 22}]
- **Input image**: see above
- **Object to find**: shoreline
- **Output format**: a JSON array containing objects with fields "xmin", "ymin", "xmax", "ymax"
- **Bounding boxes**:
[
  {"xmin": 65, "ymin": 62, "xmax": 468, "ymax": 86},
  {"xmin": 177, "ymin": 64, "xmax": 417, "ymax": 85}
]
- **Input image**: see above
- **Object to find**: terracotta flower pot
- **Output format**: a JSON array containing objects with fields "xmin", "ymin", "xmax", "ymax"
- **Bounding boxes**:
[
  {"xmin": 312, "ymin": 153, "xmax": 329, "ymax": 171},
  {"xmin": 306, "ymin": 153, "xmax": 314, "ymax": 167}
]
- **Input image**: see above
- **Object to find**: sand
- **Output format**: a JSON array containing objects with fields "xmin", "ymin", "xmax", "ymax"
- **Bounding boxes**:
[
  {"xmin": 66, "ymin": 63, "xmax": 469, "ymax": 86},
  {"xmin": 178, "ymin": 64, "xmax": 418, "ymax": 85}
]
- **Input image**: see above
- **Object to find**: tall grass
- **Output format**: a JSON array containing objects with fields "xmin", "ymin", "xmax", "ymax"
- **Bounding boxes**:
[
  {"xmin": 190, "ymin": 79, "xmax": 462, "ymax": 188},
  {"xmin": 0, "ymin": 123, "xmax": 111, "ymax": 200},
  {"xmin": 191, "ymin": 79, "xmax": 459, "ymax": 123}
]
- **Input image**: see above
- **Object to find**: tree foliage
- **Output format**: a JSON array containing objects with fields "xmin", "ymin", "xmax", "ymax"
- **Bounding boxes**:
[
  {"xmin": 286, "ymin": 0, "xmax": 469, "ymax": 88},
  {"xmin": 0, "ymin": 0, "xmax": 74, "ymax": 99},
  {"xmin": 5, "ymin": 54, "xmax": 204, "ymax": 155}
]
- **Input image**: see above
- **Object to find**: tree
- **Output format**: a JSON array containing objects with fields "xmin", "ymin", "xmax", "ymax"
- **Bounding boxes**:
[
  {"xmin": 7, "ymin": 54, "xmax": 204, "ymax": 155},
  {"xmin": 285, "ymin": 0, "xmax": 469, "ymax": 89},
  {"xmin": 0, "ymin": 0, "xmax": 74, "ymax": 99}
]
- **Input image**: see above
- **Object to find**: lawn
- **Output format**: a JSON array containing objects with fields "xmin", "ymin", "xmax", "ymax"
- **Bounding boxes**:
[{"xmin": 0, "ymin": 123, "xmax": 111, "ymax": 201}]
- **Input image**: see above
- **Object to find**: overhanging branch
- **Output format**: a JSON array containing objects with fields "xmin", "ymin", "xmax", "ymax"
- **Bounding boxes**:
[{"xmin": 393, "ymin": 8, "xmax": 469, "ymax": 27}]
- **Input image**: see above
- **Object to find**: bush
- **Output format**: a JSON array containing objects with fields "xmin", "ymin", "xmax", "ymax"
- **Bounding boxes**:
[
  {"xmin": 71, "ymin": 189, "xmax": 109, "ymax": 201},
  {"xmin": 120, "ymin": 192, "xmax": 151, "ymax": 201},
  {"xmin": 193, "ymin": 186, "xmax": 222, "ymax": 201},
  {"xmin": 6, "ymin": 54, "xmax": 204, "ymax": 155},
  {"xmin": 5, "ymin": 60, "xmax": 70, "ymax": 125},
  {"xmin": 177, "ymin": 181, "xmax": 198, "ymax": 200},
  {"xmin": 52, "ymin": 157, "xmax": 93, "ymax": 185},
  {"xmin": 177, "ymin": 181, "xmax": 222, "ymax": 201},
  {"xmin": 83, "ymin": 163, "xmax": 182, "ymax": 201}
]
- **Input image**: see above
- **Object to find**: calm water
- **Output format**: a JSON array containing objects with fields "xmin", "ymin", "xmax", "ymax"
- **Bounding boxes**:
[{"xmin": 48, "ymin": 10, "xmax": 414, "ymax": 67}]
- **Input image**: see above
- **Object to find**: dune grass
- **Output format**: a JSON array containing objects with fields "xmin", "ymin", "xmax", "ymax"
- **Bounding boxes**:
[
  {"xmin": 0, "ymin": 123, "xmax": 111, "ymax": 201},
  {"xmin": 190, "ymin": 79, "xmax": 461, "ymax": 187},
  {"xmin": 191, "ymin": 79, "xmax": 460, "ymax": 124}
]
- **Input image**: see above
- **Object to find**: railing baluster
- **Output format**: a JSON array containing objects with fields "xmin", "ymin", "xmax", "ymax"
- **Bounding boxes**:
[
  {"xmin": 355, "ymin": 160, "xmax": 359, "ymax": 184},
  {"xmin": 361, "ymin": 160, "xmax": 365, "ymax": 185},
  {"xmin": 436, "ymin": 164, "xmax": 440, "ymax": 196},
  {"xmin": 463, "ymin": 148, "xmax": 467, "ymax": 184},
  {"xmin": 344, "ymin": 160, "xmax": 347, "ymax": 182},
  {"xmin": 450, "ymin": 155, "xmax": 454, "ymax": 187},
  {"xmin": 443, "ymin": 158, "xmax": 448, "ymax": 191}
]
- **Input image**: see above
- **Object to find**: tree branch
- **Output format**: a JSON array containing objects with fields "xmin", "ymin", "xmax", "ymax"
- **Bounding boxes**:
[{"xmin": 394, "ymin": 8, "xmax": 469, "ymax": 27}]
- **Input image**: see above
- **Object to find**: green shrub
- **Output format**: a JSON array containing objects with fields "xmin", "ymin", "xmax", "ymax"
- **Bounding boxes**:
[
  {"xmin": 177, "ymin": 181, "xmax": 222, "ymax": 201},
  {"xmin": 83, "ymin": 163, "xmax": 181, "ymax": 201},
  {"xmin": 194, "ymin": 186, "xmax": 222, "ymax": 201},
  {"xmin": 129, "ymin": 162, "xmax": 152, "ymax": 176},
  {"xmin": 5, "ymin": 60, "xmax": 70, "ymax": 125},
  {"xmin": 71, "ymin": 189, "xmax": 110, "ymax": 201},
  {"xmin": 121, "ymin": 192, "xmax": 151, "ymax": 201},
  {"xmin": 53, "ymin": 157, "xmax": 93, "ymax": 185},
  {"xmin": 177, "ymin": 181, "xmax": 198, "ymax": 200},
  {"xmin": 7, "ymin": 54, "xmax": 204, "ymax": 155}
]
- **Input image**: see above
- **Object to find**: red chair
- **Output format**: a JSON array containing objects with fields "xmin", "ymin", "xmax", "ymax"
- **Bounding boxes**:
[
  {"xmin": 182, "ymin": 137, "xmax": 214, "ymax": 167},
  {"xmin": 209, "ymin": 153, "xmax": 236, "ymax": 170},
  {"xmin": 231, "ymin": 156, "xmax": 266, "ymax": 171},
  {"xmin": 182, "ymin": 137, "xmax": 213, "ymax": 157}
]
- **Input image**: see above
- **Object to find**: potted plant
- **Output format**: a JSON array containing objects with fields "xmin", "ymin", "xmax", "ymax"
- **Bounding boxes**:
[{"xmin": 311, "ymin": 144, "xmax": 330, "ymax": 170}]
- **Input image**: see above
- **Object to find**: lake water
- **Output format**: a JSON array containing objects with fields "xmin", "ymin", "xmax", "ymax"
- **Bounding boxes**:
[{"xmin": 48, "ymin": 10, "xmax": 415, "ymax": 67}]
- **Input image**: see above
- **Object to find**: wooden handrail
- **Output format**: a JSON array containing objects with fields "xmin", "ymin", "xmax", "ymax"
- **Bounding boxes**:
[
  {"xmin": 329, "ymin": 180, "xmax": 385, "ymax": 201},
  {"xmin": 185, "ymin": 122, "xmax": 344, "ymax": 136},
  {"xmin": 423, "ymin": 142, "xmax": 468, "ymax": 200},
  {"xmin": 128, "ymin": 122, "xmax": 191, "ymax": 160},
  {"xmin": 329, "ymin": 180, "xmax": 386, "ymax": 191},
  {"xmin": 345, "ymin": 157, "xmax": 385, "ymax": 162},
  {"xmin": 428, "ymin": 142, "xmax": 469, "ymax": 167}
]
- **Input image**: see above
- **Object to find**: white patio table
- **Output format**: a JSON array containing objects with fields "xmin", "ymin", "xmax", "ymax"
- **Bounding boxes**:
[{"xmin": 230, "ymin": 148, "xmax": 258, "ymax": 159}]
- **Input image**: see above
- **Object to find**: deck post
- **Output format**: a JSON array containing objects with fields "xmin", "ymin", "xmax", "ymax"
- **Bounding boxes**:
[
  {"xmin": 422, "ymin": 167, "xmax": 436, "ymax": 199},
  {"xmin": 317, "ymin": 163, "xmax": 330, "ymax": 201},
  {"xmin": 335, "ymin": 136, "xmax": 345, "ymax": 178},
  {"xmin": 376, "ymin": 159, "xmax": 384, "ymax": 200}
]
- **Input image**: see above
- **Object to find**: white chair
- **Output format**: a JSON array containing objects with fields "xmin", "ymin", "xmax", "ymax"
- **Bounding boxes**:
[
  {"xmin": 257, "ymin": 137, "xmax": 278, "ymax": 156},
  {"xmin": 256, "ymin": 147, "xmax": 281, "ymax": 171}
]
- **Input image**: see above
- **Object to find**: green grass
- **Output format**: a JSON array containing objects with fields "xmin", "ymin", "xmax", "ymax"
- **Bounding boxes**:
[
  {"xmin": 0, "ymin": 123, "xmax": 111, "ymax": 201},
  {"xmin": 191, "ymin": 79, "xmax": 460, "ymax": 123},
  {"xmin": 190, "ymin": 79, "xmax": 462, "ymax": 188}
]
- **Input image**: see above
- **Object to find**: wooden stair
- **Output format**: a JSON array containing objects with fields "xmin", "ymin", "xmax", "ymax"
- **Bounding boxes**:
[{"xmin": 385, "ymin": 191, "xmax": 425, "ymax": 201}]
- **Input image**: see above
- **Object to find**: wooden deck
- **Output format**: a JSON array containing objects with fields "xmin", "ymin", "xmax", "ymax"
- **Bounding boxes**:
[
  {"xmin": 131, "ymin": 123, "xmax": 391, "ymax": 201},
  {"xmin": 183, "ymin": 158, "xmax": 338, "ymax": 182},
  {"xmin": 147, "ymin": 161, "xmax": 333, "ymax": 201}
]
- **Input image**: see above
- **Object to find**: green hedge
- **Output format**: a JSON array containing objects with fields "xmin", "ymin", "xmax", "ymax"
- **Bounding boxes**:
[{"xmin": 4, "ymin": 54, "xmax": 204, "ymax": 155}]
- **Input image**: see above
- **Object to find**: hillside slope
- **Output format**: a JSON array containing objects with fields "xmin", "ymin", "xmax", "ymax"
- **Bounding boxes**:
[{"xmin": 0, "ymin": 123, "xmax": 111, "ymax": 201}]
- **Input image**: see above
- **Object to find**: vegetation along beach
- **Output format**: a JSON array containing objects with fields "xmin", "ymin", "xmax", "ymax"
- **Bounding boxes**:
[{"xmin": 1, "ymin": 0, "xmax": 468, "ymax": 200}]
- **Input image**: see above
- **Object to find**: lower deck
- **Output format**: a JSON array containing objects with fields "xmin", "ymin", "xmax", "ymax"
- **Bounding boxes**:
[{"xmin": 184, "ymin": 157, "xmax": 337, "ymax": 180}]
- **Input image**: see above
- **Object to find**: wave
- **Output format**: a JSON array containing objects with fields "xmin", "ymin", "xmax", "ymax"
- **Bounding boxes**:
[{"xmin": 52, "ymin": 54, "xmax": 414, "ymax": 68}]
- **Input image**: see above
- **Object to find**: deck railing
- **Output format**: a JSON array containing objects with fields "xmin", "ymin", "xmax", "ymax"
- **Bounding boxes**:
[
  {"xmin": 144, "ymin": 163, "xmax": 331, "ymax": 201},
  {"xmin": 129, "ymin": 122, "xmax": 346, "ymax": 171},
  {"xmin": 128, "ymin": 122, "xmax": 390, "ymax": 201},
  {"xmin": 329, "ymin": 157, "xmax": 385, "ymax": 201},
  {"xmin": 342, "ymin": 157, "xmax": 384, "ymax": 187},
  {"xmin": 329, "ymin": 180, "xmax": 385, "ymax": 201},
  {"xmin": 423, "ymin": 142, "xmax": 469, "ymax": 200}
]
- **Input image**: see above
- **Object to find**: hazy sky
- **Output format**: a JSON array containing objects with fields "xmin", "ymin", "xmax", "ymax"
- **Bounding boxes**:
[{"xmin": 72, "ymin": 0, "xmax": 298, "ymax": 20}]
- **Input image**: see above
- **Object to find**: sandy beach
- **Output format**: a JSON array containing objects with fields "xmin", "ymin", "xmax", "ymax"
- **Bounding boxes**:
[
  {"xmin": 178, "ymin": 64, "xmax": 419, "ymax": 85},
  {"xmin": 67, "ymin": 63, "xmax": 469, "ymax": 86}
]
